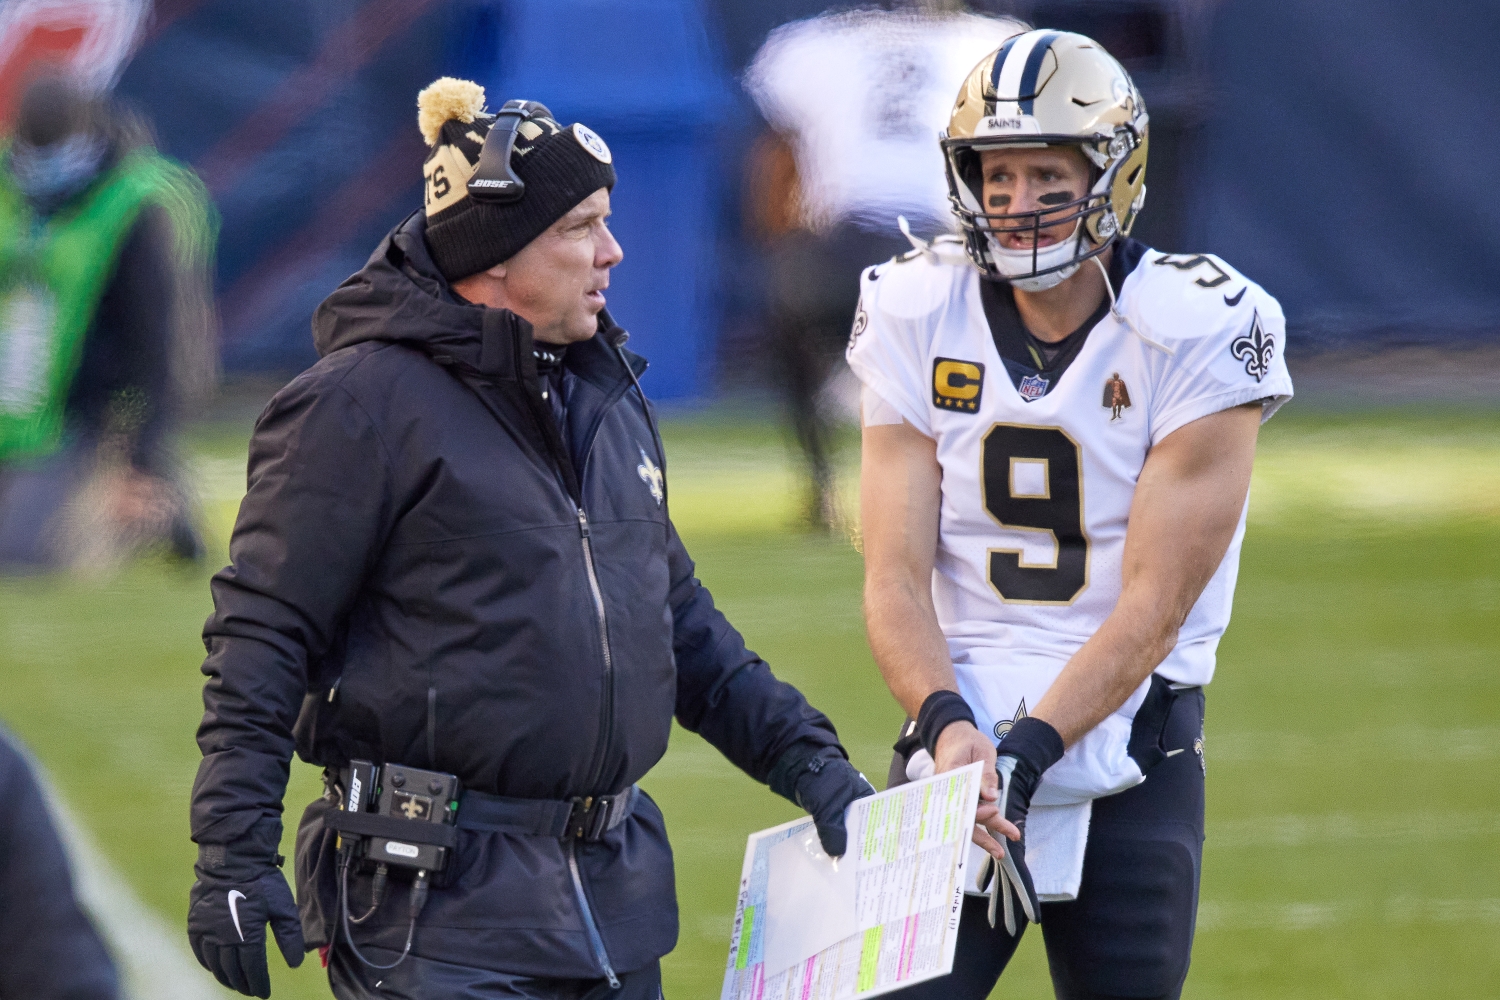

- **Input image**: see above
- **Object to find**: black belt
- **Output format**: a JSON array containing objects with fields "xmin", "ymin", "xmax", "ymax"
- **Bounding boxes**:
[
  {"xmin": 458, "ymin": 786, "xmax": 637, "ymax": 841},
  {"xmin": 322, "ymin": 771, "xmax": 636, "ymax": 842}
]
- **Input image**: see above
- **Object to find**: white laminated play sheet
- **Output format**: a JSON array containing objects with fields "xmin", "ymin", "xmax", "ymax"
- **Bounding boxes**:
[{"xmin": 720, "ymin": 762, "xmax": 982, "ymax": 1000}]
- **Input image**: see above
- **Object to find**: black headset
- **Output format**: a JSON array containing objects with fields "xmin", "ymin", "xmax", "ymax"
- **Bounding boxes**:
[
  {"xmin": 466, "ymin": 99, "xmax": 553, "ymax": 204},
  {"xmin": 467, "ymin": 103, "xmax": 662, "ymax": 490}
]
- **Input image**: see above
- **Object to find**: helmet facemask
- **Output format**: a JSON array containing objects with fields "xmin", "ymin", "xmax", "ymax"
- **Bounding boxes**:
[{"xmin": 943, "ymin": 128, "xmax": 1140, "ymax": 292}]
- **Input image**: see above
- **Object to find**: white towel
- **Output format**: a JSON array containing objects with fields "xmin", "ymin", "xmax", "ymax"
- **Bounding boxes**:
[
  {"xmin": 907, "ymin": 749, "xmax": 1092, "ymax": 903},
  {"xmin": 1027, "ymin": 801, "xmax": 1091, "ymax": 902}
]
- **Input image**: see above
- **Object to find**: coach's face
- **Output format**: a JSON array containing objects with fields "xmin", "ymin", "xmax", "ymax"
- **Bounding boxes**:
[
  {"xmin": 978, "ymin": 146, "xmax": 1092, "ymax": 250},
  {"xmin": 487, "ymin": 188, "xmax": 623, "ymax": 345}
]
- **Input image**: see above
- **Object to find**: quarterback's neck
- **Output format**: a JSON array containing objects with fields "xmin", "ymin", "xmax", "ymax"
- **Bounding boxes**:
[{"xmin": 1012, "ymin": 245, "xmax": 1112, "ymax": 344}]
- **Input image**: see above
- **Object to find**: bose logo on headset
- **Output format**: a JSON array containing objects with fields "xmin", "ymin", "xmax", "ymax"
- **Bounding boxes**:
[
  {"xmin": 468, "ymin": 99, "xmax": 551, "ymax": 204},
  {"xmin": 467, "ymin": 101, "xmax": 612, "ymax": 203}
]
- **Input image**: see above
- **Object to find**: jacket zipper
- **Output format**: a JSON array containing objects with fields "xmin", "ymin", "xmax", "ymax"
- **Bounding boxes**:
[
  {"xmin": 567, "ymin": 837, "xmax": 621, "ymax": 988},
  {"xmin": 578, "ymin": 507, "xmax": 615, "ymax": 796},
  {"xmin": 511, "ymin": 363, "xmax": 624, "ymax": 987}
]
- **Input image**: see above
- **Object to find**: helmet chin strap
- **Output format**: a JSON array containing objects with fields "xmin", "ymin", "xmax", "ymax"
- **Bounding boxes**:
[
  {"xmin": 1006, "ymin": 259, "xmax": 1079, "ymax": 293},
  {"xmin": 987, "ymin": 224, "xmax": 1083, "ymax": 292}
]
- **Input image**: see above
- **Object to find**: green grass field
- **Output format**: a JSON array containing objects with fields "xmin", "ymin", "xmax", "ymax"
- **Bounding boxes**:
[{"xmin": 3, "ymin": 400, "xmax": 1497, "ymax": 999}]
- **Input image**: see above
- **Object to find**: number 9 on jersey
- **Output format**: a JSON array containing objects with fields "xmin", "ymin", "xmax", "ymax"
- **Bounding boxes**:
[{"xmin": 980, "ymin": 424, "xmax": 1089, "ymax": 605}]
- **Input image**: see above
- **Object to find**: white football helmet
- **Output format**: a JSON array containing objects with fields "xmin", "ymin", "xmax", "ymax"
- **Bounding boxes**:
[{"xmin": 942, "ymin": 30, "xmax": 1150, "ymax": 291}]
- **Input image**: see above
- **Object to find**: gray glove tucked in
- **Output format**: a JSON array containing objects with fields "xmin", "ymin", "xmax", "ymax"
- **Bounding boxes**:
[{"xmin": 984, "ymin": 716, "xmax": 1065, "ymax": 934}]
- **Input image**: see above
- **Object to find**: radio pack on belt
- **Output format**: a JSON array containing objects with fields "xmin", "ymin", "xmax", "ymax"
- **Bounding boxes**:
[
  {"xmin": 326, "ymin": 760, "xmax": 462, "ymax": 970},
  {"xmin": 331, "ymin": 760, "xmax": 462, "ymax": 872}
]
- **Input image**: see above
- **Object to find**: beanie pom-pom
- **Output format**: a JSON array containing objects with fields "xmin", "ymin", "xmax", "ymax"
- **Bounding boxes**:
[{"xmin": 417, "ymin": 77, "xmax": 486, "ymax": 147}]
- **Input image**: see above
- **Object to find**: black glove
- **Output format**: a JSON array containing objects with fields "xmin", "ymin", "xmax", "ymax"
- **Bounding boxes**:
[
  {"xmin": 188, "ymin": 819, "xmax": 304, "ymax": 998},
  {"xmin": 987, "ymin": 716, "xmax": 1064, "ymax": 935},
  {"xmin": 768, "ymin": 742, "xmax": 876, "ymax": 858}
]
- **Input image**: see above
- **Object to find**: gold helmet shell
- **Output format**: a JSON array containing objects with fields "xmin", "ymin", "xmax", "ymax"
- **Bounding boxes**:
[{"xmin": 942, "ymin": 30, "xmax": 1149, "ymax": 282}]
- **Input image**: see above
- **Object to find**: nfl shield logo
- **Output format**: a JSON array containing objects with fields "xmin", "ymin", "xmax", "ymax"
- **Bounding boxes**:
[{"xmin": 1018, "ymin": 373, "xmax": 1049, "ymax": 401}]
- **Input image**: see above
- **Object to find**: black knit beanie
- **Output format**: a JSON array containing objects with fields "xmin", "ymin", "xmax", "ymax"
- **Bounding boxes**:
[{"xmin": 417, "ymin": 77, "xmax": 617, "ymax": 282}]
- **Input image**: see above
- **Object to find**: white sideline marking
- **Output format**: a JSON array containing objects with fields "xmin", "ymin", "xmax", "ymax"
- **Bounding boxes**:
[
  {"xmin": 37, "ymin": 772, "xmax": 220, "ymax": 1000},
  {"xmin": 1209, "ymin": 727, "xmax": 1500, "ymax": 764},
  {"xmin": 1209, "ymin": 811, "xmax": 1500, "ymax": 848},
  {"xmin": 1197, "ymin": 898, "xmax": 1500, "ymax": 931}
]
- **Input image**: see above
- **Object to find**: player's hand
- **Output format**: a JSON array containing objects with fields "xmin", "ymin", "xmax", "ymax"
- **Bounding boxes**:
[
  {"xmin": 987, "ymin": 716, "xmax": 1065, "ymax": 934},
  {"xmin": 768, "ymin": 742, "xmax": 876, "ymax": 858},
  {"xmin": 934, "ymin": 722, "xmax": 1018, "ymax": 860}
]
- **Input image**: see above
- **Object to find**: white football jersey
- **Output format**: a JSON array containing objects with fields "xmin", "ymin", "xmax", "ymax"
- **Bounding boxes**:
[
  {"xmin": 848, "ymin": 238, "xmax": 1293, "ymax": 803},
  {"xmin": 744, "ymin": 10, "xmax": 1021, "ymax": 231}
]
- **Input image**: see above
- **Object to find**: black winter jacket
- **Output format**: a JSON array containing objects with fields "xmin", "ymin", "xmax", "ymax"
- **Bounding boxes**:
[{"xmin": 190, "ymin": 212, "xmax": 842, "ymax": 978}]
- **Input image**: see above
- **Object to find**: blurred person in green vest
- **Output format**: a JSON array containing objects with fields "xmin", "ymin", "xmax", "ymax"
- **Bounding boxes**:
[{"xmin": 0, "ymin": 72, "xmax": 217, "ymax": 573}]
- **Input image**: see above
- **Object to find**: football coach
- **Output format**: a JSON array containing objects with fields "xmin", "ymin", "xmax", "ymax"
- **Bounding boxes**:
[{"xmin": 186, "ymin": 78, "xmax": 873, "ymax": 1000}]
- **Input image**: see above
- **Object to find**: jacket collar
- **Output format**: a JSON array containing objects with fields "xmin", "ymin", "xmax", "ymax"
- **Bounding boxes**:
[{"xmin": 314, "ymin": 210, "xmax": 647, "ymax": 392}]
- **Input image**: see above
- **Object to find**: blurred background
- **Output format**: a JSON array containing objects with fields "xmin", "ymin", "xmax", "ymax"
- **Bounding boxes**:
[{"xmin": 0, "ymin": 0, "xmax": 1495, "ymax": 998}]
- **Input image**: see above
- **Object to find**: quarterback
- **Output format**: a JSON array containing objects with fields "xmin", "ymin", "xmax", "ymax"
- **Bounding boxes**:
[{"xmin": 849, "ymin": 30, "xmax": 1293, "ymax": 1000}]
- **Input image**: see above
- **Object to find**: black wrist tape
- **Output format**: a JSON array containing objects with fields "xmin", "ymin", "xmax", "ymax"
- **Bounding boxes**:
[
  {"xmin": 997, "ymin": 716, "xmax": 1065, "ymax": 775},
  {"xmin": 916, "ymin": 690, "xmax": 976, "ymax": 760}
]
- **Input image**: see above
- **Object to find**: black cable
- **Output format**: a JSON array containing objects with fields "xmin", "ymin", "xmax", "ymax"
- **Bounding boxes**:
[
  {"xmin": 603, "ymin": 313, "xmax": 669, "ymax": 510},
  {"xmin": 347, "ymin": 863, "xmax": 386, "ymax": 924},
  {"xmin": 337, "ymin": 848, "xmax": 423, "ymax": 970}
]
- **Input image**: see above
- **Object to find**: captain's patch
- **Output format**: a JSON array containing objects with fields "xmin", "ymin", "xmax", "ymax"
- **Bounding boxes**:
[{"xmin": 932, "ymin": 358, "xmax": 985, "ymax": 413}]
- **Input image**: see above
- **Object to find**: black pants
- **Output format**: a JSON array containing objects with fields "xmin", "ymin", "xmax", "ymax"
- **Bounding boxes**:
[
  {"xmin": 328, "ymin": 949, "xmax": 663, "ymax": 1000},
  {"xmin": 0, "ymin": 440, "xmax": 89, "ymax": 568},
  {"xmin": 765, "ymin": 224, "xmax": 910, "ymax": 526},
  {"xmin": 888, "ymin": 687, "xmax": 1206, "ymax": 1000},
  {"xmin": 0, "ymin": 436, "xmax": 202, "ymax": 570}
]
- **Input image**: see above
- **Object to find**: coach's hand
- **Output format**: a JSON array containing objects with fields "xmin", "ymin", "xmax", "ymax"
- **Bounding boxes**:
[
  {"xmin": 188, "ymin": 823, "xmax": 304, "ymax": 997},
  {"xmin": 768, "ymin": 742, "xmax": 876, "ymax": 858},
  {"xmin": 987, "ymin": 716, "xmax": 1065, "ymax": 934}
]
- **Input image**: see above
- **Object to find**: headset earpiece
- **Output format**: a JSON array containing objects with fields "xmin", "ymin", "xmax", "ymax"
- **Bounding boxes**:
[{"xmin": 467, "ymin": 99, "xmax": 553, "ymax": 204}]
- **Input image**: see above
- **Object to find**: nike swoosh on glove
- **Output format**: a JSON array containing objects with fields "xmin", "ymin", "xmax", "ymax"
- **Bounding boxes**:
[
  {"xmin": 768, "ymin": 742, "xmax": 876, "ymax": 858},
  {"xmin": 988, "ymin": 716, "xmax": 1065, "ymax": 935},
  {"xmin": 188, "ymin": 821, "xmax": 304, "ymax": 998}
]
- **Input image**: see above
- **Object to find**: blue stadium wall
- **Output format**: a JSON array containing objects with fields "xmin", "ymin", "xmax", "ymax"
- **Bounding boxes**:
[
  {"xmin": 118, "ymin": 0, "xmax": 731, "ymax": 400},
  {"xmin": 1188, "ymin": 0, "xmax": 1500, "ymax": 347}
]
